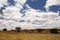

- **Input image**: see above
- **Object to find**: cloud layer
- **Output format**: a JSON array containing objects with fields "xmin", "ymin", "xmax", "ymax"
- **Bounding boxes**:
[{"xmin": 0, "ymin": 0, "xmax": 60, "ymax": 30}]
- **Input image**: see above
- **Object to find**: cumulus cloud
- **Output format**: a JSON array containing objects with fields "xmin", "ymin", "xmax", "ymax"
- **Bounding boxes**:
[
  {"xmin": 23, "ymin": 8, "xmax": 58, "ymax": 22},
  {"xmin": 1, "ymin": 7, "xmax": 60, "ymax": 30},
  {"xmin": 0, "ymin": 0, "xmax": 8, "ymax": 8},
  {"xmin": 0, "ymin": 0, "xmax": 26, "ymax": 9},
  {"xmin": 14, "ymin": 0, "xmax": 26, "ymax": 5},
  {"xmin": 2, "ymin": 6, "xmax": 23, "ymax": 21},
  {"xmin": 45, "ymin": 0, "xmax": 60, "ymax": 11},
  {"xmin": 0, "ymin": 0, "xmax": 60, "ymax": 30},
  {"xmin": 22, "ymin": 8, "xmax": 60, "ymax": 29}
]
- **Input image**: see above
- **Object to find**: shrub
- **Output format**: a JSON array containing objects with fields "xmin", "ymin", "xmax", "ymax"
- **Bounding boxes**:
[
  {"xmin": 36, "ymin": 29, "xmax": 43, "ymax": 33},
  {"xmin": 50, "ymin": 28, "xmax": 58, "ymax": 34},
  {"xmin": 3, "ymin": 28, "xmax": 7, "ymax": 32},
  {"xmin": 15, "ymin": 27, "xmax": 21, "ymax": 32}
]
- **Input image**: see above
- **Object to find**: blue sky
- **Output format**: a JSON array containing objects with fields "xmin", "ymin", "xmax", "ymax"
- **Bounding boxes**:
[
  {"xmin": 7, "ymin": 0, "xmax": 15, "ymax": 6},
  {"xmin": 49, "ymin": 5, "xmax": 60, "ymax": 13},
  {"xmin": 26, "ymin": 0, "xmax": 46, "ymax": 12}
]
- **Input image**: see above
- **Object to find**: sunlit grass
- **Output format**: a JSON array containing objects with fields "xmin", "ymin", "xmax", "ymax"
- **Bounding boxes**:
[{"xmin": 0, "ymin": 31, "xmax": 60, "ymax": 40}]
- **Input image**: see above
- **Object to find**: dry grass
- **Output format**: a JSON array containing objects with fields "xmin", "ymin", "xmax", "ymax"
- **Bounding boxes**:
[{"xmin": 0, "ymin": 31, "xmax": 60, "ymax": 40}]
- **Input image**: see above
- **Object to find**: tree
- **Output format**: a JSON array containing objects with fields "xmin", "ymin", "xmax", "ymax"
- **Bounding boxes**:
[
  {"xmin": 3, "ymin": 28, "xmax": 7, "ymax": 32},
  {"xmin": 50, "ymin": 28, "xmax": 58, "ymax": 34},
  {"xmin": 15, "ymin": 27, "xmax": 21, "ymax": 32},
  {"xmin": 36, "ymin": 29, "xmax": 43, "ymax": 33}
]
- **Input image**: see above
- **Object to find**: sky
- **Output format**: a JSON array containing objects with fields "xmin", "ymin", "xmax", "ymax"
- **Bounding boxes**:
[{"xmin": 0, "ymin": 0, "xmax": 60, "ymax": 30}]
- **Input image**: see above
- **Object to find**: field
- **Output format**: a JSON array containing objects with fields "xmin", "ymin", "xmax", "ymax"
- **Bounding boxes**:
[{"xmin": 0, "ymin": 31, "xmax": 60, "ymax": 40}]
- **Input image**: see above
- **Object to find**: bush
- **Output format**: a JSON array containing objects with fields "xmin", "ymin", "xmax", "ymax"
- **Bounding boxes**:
[
  {"xmin": 50, "ymin": 28, "xmax": 58, "ymax": 34},
  {"xmin": 36, "ymin": 29, "xmax": 43, "ymax": 33},
  {"xmin": 15, "ymin": 27, "xmax": 21, "ymax": 32},
  {"xmin": 3, "ymin": 28, "xmax": 7, "ymax": 32}
]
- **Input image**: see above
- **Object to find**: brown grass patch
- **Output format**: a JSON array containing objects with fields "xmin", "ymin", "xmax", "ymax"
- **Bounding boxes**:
[{"xmin": 0, "ymin": 31, "xmax": 60, "ymax": 40}]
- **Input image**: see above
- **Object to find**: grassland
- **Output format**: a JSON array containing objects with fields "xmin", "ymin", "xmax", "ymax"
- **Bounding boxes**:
[{"xmin": 0, "ymin": 31, "xmax": 60, "ymax": 40}]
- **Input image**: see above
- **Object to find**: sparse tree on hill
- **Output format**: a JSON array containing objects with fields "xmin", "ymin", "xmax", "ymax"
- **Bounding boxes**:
[
  {"xmin": 50, "ymin": 28, "xmax": 58, "ymax": 34},
  {"xmin": 36, "ymin": 29, "xmax": 43, "ymax": 33},
  {"xmin": 15, "ymin": 27, "xmax": 21, "ymax": 32},
  {"xmin": 3, "ymin": 28, "xmax": 7, "ymax": 32}
]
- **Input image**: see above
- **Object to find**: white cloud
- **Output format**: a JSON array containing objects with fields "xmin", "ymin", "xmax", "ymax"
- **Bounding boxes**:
[
  {"xmin": 2, "ymin": 6, "xmax": 23, "ymax": 22},
  {"xmin": 1, "ymin": 6, "xmax": 60, "ymax": 30},
  {"xmin": 14, "ymin": 0, "xmax": 26, "ymax": 5},
  {"xmin": 0, "ymin": 9, "xmax": 60, "ymax": 30},
  {"xmin": 21, "ymin": 8, "xmax": 60, "ymax": 29},
  {"xmin": 0, "ymin": 0, "xmax": 26, "ymax": 9},
  {"xmin": 0, "ymin": 0, "xmax": 60, "ymax": 30},
  {"xmin": 23, "ymin": 8, "xmax": 58, "ymax": 22},
  {"xmin": 15, "ymin": 3, "xmax": 23, "ymax": 9},
  {"xmin": 0, "ymin": 0, "xmax": 8, "ymax": 8},
  {"xmin": 45, "ymin": 0, "xmax": 60, "ymax": 11}
]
